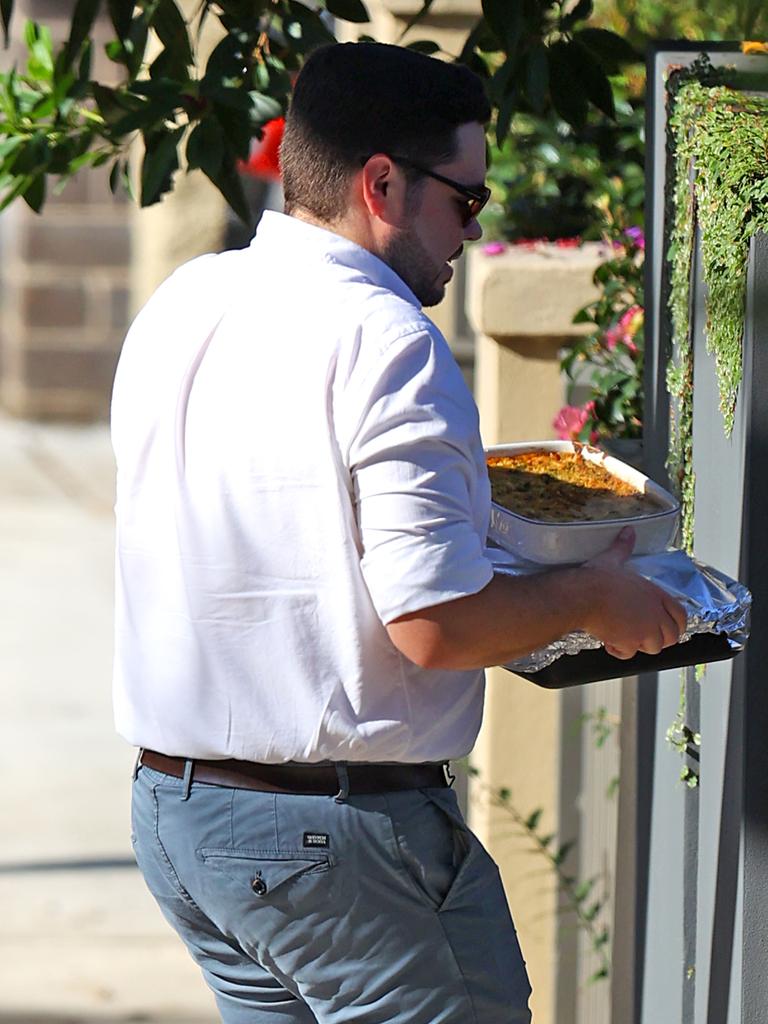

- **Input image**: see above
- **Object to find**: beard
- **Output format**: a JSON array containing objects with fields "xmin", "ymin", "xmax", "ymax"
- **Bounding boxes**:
[{"xmin": 381, "ymin": 226, "xmax": 447, "ymax": 308}]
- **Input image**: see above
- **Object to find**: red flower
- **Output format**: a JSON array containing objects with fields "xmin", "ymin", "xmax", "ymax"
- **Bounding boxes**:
[{"xmin": 240, "ymin": 117, "xmax": 284, "ymax": 181}]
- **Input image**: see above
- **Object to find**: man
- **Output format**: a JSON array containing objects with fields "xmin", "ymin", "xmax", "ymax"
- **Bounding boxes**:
[{"xmin": 112, "ymin": 42, "xmax": 685, "ymax": 1024}]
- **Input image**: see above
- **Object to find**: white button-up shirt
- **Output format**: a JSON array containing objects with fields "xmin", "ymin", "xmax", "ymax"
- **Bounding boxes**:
[{"xmin": 111, "ymin": 212, "xmax": 494, "ymax": 763}]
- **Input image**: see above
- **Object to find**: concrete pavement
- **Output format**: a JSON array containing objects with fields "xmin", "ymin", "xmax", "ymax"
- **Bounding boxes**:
[{"xmin": 0, "ymin": 414, "xmax": 218, "ymax": 1023}]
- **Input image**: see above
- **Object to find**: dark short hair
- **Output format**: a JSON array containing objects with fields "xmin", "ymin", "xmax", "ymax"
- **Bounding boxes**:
[{"xmin": 280, "ymin": 42, "xmax": 490, "ymax": 222}]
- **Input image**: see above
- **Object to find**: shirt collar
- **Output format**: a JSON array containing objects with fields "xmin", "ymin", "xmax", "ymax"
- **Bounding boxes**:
[{"xmin": 251, "ymin": 211, "xmax": 422, "ymax": 311}]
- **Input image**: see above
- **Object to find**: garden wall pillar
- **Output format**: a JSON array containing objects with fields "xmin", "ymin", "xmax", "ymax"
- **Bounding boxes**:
[
  {"xmin": 469, "ymin": 243, "xmax": 606, "ymax": 442},
  {"xmin": 466, "ymin": 241, "xmax": 606, "ymax": 1024}
]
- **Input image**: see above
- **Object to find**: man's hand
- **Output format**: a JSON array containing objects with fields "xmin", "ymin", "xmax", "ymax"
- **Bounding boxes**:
[{"xmin": 578, "ymin": 527, "xmax": 688, "ymax": 660}]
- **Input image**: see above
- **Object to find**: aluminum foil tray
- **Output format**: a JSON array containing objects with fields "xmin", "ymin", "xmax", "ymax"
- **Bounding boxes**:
[{"xmin": 489, "ymin": 547, "xmax": 751, "ymax": 688}]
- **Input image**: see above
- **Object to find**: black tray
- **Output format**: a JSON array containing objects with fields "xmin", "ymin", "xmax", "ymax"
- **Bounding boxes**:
[{"xmin": 508, "ymin": 632, "xmax": 739, "ymax": 689}]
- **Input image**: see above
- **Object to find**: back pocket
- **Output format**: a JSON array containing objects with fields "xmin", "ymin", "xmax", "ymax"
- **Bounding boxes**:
[{"xmin": 199, "ymin": 847, "xmax": 334, "ymax": 899}]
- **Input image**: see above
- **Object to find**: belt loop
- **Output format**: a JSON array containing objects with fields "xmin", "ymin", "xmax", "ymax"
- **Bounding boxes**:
[
  {"xmin": 180, "ymin": 759, "xmax": 194, "ymax": 801},
  {"xmin": 132, "ymin": 748, "xmax": 143, "ymax": 782},
  {"xmin": 334, "ymin": 762, "xmax": 350, "ymax": 803}
]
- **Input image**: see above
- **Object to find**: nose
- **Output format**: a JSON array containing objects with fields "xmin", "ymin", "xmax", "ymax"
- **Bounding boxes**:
[{"xmin": 463, "ymin": 216, "xmax": 483, "ymax": 243}]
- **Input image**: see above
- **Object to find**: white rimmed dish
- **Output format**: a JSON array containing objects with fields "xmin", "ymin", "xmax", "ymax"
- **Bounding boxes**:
[{"xmin": 486, "ymin": 440, "xmax": 680, "ymax": 565}]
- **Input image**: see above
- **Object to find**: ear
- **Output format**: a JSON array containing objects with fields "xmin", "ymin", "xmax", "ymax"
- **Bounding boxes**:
[{"xmin": 360, "ymin": 153, "xmax": 406, "ymax": 224}]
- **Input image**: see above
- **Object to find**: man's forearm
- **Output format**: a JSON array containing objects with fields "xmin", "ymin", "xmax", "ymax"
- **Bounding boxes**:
[
  {"xmin": 386, "ymin": 570, "xmax": 592, "ymax": 670},
  {"xmin": 387, "ymin": 534, "xmax": 688, "ymax": 671}
]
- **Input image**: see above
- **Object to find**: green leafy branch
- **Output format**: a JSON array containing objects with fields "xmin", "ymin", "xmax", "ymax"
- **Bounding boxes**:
[
  {"xmin": 482, "ymin": 90, "xmax": 645, "ymax": 243},
  {"xmin": 666, "ymin": 709, "xmax": 701, "ymax": 789},
  {"xmin": 579, "ymin": 705, "xmax": 621, "ymax": 798},
  {"xmin": 0, "ymin": 0, "xmax": 639, "ymax": 218},
  {"xmin": 474, "ymin": 0, "xmax": 640, "ymax": 148},
  {"xmin": 666, "ymin": 667, "xmax": 701, "ymax": 789},
  {"xmin": 563, "ymin": 223, "xmax": 645, "ymax": 441},
  {"xmin": 0, "ymin": 1, "xmax": 300, "ymax": 218},
  {"xmin": 0, "ymin": 20, "xmax": 111, "ymax": 214},
  {"xmin": 468, "ymin": 765, "xmax": 611, "ymax": 983}
]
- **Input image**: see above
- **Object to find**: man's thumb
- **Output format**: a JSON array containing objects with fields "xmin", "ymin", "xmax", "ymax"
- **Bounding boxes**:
[{"xmin": 586, "ymin": 525, "xmax": 636, "ymax": 569}]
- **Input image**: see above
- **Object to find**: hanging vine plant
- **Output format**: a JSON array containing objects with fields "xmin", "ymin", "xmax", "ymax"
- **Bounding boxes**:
[
  {"xmin": 662, "ymin": 55, "xmax": 768, "ymax": 786},
  {"xmin": 665, "ymin": 62, "xmax": 768, "ymax": 550}
]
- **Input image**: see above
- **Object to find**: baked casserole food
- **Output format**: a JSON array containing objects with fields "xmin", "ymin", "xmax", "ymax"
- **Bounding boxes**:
[
  {"xmin": 485, "ymin": 441, "xmax": 680, "ymax": 564},
  {"xmin": 487, "ymin": 450, "xmax": 665, "ymax": 523}
]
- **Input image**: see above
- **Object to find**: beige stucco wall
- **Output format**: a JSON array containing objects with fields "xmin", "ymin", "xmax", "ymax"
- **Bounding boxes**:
[
  {"xmin": 470, "ymin": 674, "xmax": 562, "ymax": 1024},
  {"xmin": 470, "ymin": 242, "xmax": 608, "ymax": 443},
  {"xmin": 130, "ymin": 169, "xmax": 230, "ymax": 313},
  {"xmin": 130, "ymin": 2, "xmax": 229, "ymax": 313},
  {"xmin": 467, "ymin": 241, "xmax": 607, "ymax": 1024}
]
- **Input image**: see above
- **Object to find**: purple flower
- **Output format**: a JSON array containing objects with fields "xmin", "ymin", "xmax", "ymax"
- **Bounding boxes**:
[{"xmin": 624, "ymin": 227, "xmax": 645, "ymax": 250}]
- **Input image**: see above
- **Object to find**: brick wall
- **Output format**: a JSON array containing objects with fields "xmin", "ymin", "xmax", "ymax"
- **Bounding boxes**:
[{"xmin": 0, "ymin": 0, "xmax": 133, "ymax": 419}]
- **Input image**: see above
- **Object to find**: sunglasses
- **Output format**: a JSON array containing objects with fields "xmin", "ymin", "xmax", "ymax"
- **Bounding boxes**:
[{"xmin": 389, "ymin": 155, "xmax": 491, "ymax": 226}]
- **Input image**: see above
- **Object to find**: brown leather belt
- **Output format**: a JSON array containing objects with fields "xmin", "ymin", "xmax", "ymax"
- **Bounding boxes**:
[{"xmin": 139, "ymin": 749, "xmax": 449, "ymax": 795}]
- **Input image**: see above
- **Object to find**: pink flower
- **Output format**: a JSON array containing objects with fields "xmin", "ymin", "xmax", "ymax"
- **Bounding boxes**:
[
  {"xmin": 604, "ymin": 306, "xmax": 643, "ymax": 352},
  {"xmin": 554, "ymin": 402, "xmax": 595, "ymax": 440},
  {"xmin": 624, "ymin": 227, "xmax": 645, "ymax": 250},
  {"xmin": 604, "ymin": 324, "xmax": 622, "ymax": 351},
  {"xmin": 619, "ymin": 305, "xmax": 643, "ymax": 337},
  {"xmin": 483, "ymin": 242, "xmax": 506, "ymax": 256}
]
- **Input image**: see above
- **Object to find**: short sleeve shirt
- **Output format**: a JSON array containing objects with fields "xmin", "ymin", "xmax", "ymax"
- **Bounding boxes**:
[{"xmin": 111, "ymin": 212, "xmax": 494, "ymax": 763}]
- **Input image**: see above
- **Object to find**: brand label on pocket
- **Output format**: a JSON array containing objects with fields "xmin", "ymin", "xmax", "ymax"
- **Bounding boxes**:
[{"xmin": 303, "ymin": 831, "xmax": 330, "ymax": 848}]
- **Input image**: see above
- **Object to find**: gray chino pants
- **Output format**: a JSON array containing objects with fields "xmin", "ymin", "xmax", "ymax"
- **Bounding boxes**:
[{"xmin": 131, "ymin": 762, "xmax": 532, "ymax": 1023}]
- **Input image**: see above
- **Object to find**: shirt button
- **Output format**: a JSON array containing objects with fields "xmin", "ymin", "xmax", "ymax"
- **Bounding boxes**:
[{"xmin": 251, "ymin": 876, "xmax": 268, "ymax": 895}]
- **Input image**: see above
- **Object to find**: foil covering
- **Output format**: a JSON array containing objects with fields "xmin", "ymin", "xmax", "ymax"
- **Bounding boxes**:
[{"xmin": 488, "ymin": 547, "xmax": 752, "ymax": 674}]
